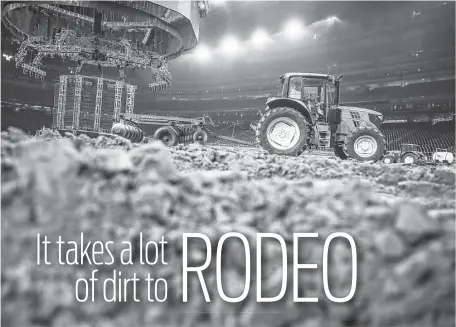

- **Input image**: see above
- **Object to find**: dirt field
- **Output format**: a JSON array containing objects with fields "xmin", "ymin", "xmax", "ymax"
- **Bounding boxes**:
[{"xmin": 2, "ymin": 128, "xmax": 455, "ymax": 327}]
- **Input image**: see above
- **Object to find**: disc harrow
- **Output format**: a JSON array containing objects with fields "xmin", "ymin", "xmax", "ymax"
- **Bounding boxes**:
[
  {"xmin": 111, "ymin": 119, "xmax": 145, "ymax": 143},
  {"xmin": 175, "ymin": 124, "xmax": 198, "ymax": 144},
  {"xmin": 108, "ymin": 114, "xmax": 252, "ymax": 147}
]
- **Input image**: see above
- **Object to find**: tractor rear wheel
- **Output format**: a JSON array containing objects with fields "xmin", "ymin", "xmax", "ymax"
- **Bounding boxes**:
[
  {"xmin": 154, "ymin": 126, "xmax": 179, "ymax": 146},
  {"xmin": 344, "ymin": 126, "xmax": 386, "ymax": 162},
  {"xmin": 401, "ymin": 153, "xmax": 419, "ymax": 165},
  {"xmin": 334, "ymin": 145, "xmax": 348, "ymax": 160},
  {"xmin": 256, "ymin": 107, "xmax": 309, "ymax": 156}
]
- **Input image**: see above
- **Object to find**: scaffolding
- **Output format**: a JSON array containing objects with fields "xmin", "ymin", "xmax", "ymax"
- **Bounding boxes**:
[
  {"xmin": 125, "ymin": 84, "xmax": 136, "ymax": 114},
  {"xmin": 56, "ymin": 75, "xmax": 68, "ymax": 129},
  {"xmin": 93, "ymin": 77, "xmax": 104, "ymax": 132},
  {"xmin": 72, "ymin": 75, "xmax": 82, "ymax": 130},
  {"xmin": 52, "ymin": 75, "xmax": 136, "ymax": 133},
  {"xmin": 114, "ymin": 81, "xmax": 123, "ymax": 120}
]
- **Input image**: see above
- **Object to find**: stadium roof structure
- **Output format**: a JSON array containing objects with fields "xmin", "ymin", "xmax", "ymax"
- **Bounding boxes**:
[
  {"xmin": 1, "ymin": 1, "xmax": 211, "ymax": 90},
  {"xmin": 1, "ymin": 1, "xmax": 454, "ymax": 91}
]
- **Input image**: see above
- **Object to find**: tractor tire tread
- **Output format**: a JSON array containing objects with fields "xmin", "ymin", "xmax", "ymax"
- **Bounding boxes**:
[
  {"xmin": 256, "ymin": 107, "xmax": 309, "ymax": 156},
  {"xmin": 343, "ymin": 125, "xmax": 386, "ymax": 162}
]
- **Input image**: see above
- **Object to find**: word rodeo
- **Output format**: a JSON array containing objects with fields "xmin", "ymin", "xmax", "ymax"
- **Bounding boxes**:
[{"xmin": 183, "ymin": 232, "xmax": 357, "ymax": 303}]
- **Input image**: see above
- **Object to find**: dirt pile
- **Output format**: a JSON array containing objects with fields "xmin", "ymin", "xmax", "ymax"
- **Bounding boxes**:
[{"xmin": 2, "ymin": 129, "xmax": 455, "ymax": 327}]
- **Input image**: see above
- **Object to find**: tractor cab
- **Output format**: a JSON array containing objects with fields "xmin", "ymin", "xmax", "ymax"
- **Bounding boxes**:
[
  {"xmin": 279, "ymin": 73, "xmax": 341, "ymax": 122},
  {"xmin": 401, "ymin": 144, "xmax": 421, "ymax": 153}
]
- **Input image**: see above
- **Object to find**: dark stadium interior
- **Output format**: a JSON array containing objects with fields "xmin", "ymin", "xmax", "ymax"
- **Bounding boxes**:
[
  {"xmin": 2, "ymin": 3, "xmax": 456, "ymax": 327},
  {"xmin": 1, "ymin": 1, "xmax": 455, "ymax": 152}
]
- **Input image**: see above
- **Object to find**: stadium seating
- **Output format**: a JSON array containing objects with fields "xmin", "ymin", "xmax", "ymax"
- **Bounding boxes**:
[
  {"xmin": 1, "ymin": 102, "xmax": 51, "ymax": 134},
  {"xmin": 1, "ymin": 82, "xmax": 54, "ymax": 107},
  {"xmin": 340, "ymin": 80, "xmax": 455, "ymax": 103},
  {"xmin": 382, "ymin": 121, "xmax": 455, "ymax": 153}
]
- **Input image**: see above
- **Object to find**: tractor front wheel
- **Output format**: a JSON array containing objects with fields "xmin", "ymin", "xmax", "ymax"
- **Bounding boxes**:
[
  {"xmin": 256, "ymin": 107, "xmax": 309, "ymax": 156},
  {"xmin": 344, "ymin": 126, "xmax": 386, "ymax": 162}
]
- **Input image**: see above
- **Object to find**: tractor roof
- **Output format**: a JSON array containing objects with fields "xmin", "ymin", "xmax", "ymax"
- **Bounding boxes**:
[{"xmin": 280, "ymin": 73, "xmax": 338, "ymax": 81}]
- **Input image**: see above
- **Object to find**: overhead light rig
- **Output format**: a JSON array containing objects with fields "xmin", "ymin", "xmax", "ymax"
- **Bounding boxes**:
[
  {"xmin": 12, "ymin": 28, "xmax": 172, "ymax": 90},
  {"xmin": 2, "ymin": 1, "xmax": 211, "ymax": 91}
]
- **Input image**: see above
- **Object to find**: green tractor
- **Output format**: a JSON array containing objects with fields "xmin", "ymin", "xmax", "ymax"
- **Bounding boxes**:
[
  {"xmin": 256, "ymin": 73, "xmax": 386, "ymax": 161},
  {"xmin": 382, "ymin": 144, "xmax": 427, "ymax": 165}
]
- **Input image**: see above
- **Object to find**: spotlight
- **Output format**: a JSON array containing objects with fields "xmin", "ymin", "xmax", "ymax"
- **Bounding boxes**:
[
  {"xmin": 211, "ymin": 0, "xmax": 226, "ymax": 6},
  {"xmin": 219, "ymin": 35, "xmax": 239, "ymax": 57},
  {"xmin": 197, "ymin": 1, "xmax": 206, "ymax": 11},
  {"xmin": 283, "ymin": 18, "xmax": 305, "ymax": 41},
  {"xmin": 251, "ymin": 29, "xmax": 271, "ymax": 48},
  {"xmin": 325, "ymin": 16, "xmax": 339, "ymax": 25},
  {"xmin": 194, "ymin": 44, "xmax": 212, "ymax": 62},
  {"xmin": 2, "ymin": 54, "xmax": 13, "ymax": 61}
]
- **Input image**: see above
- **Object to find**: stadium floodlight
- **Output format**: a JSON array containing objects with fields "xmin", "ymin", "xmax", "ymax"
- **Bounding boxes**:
[
  {"xmin": 211, "ymin": 0, "xmax": 226, "ymax": 6},
  {"xmin": 325, "ymin": 16, "xmax": 339, "ymax": 25},
  {"xmin": 219, "ymin": 35, "xmax": 239, "ymax": 57},
  {"xmin": 194, "ymin": 44, "xmax": 212, "ymax": 63},
  {"xmin": 2, "ymin": 53, "xmax": 13, "ymax": 61},
  {"xmin": 251, "ymin": 29, "xmax": 271, "ymax": 48},
  {"xmin": 283, "ymin": 18, "xmax": 305, "ymax": 41},
  {"xmin": 197, "ymin": 2, "xmax": 205, "ymax": 10}
]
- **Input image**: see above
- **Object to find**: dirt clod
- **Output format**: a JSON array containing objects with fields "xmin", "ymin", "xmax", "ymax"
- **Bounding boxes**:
[{"xmin": 395, "ymin": 203, "xmax": 441, "ymax": 243}]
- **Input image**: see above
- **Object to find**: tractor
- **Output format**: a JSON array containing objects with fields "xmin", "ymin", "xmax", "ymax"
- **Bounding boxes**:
[
  {"xmin": 255, "ymin": 73, "xmax": 386, "ymax": 161},
  {"xmin": 382, "ymin": 144, "xmax": 426, "ymax": 164}
]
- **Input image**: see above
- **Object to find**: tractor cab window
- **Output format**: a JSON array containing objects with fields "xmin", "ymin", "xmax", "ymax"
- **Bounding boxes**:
[
  {"xmin": 326, "ymin": 82, "xmax": 337, "ymax": 106},
  {"xmin": 302, "ymin": 79, "xmax": 323, "ymax": 102},
  {"xmin": 401, "ymin": 144, "xmax": 420, "ymax": 152},
  {"xmin": 288, "ymin": 77, "xmax": 302, "ymax": 100}
]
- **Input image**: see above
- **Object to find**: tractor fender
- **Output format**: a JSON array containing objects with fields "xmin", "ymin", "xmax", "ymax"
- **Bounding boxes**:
[
  {"xmin": 265, "ymin": 98, "xmax": 313, "ymax": 124},
  {"xmin": 334, "ymin": 114, "xmax": 378, "ymax": 143}
]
